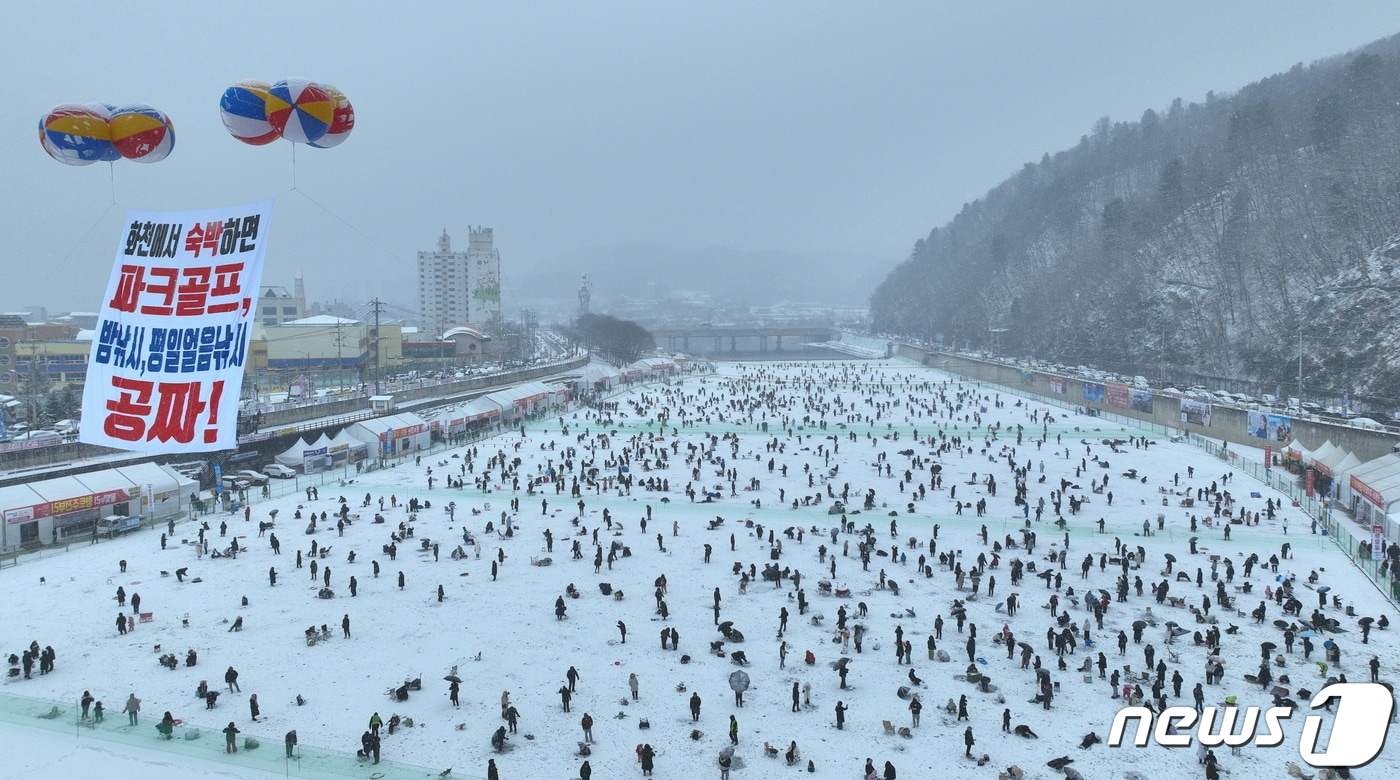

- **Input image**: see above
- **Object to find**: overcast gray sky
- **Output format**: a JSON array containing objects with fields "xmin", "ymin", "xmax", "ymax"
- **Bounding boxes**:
[{"xmin": 5, "ymin": 1, "xmax": 1400, "ymax": 316}]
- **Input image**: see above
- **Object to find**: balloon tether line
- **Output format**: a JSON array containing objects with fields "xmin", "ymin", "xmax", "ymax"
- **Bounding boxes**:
[
  {"xmin": 288, "ymin": 188, "xmax": 407, "ymax": 266},
  {"xmin": 35, "ymin": 202, "xmax": 117, "ymax": 295}
]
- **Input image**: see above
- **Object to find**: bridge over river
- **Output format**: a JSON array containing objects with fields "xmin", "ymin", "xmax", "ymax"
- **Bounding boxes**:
[{"xmin": 650, "ymin": 325, "xmax": 875, "ymax": 358}]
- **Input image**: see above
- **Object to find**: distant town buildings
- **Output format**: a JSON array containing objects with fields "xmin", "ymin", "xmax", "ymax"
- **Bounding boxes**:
[
  {"xmin": 417, "ymin": 228, "xmax": 502, "ymax": 337},
  {"xmin": 258, "ymin": 277, "xmax": 308, "ymax": 327}
]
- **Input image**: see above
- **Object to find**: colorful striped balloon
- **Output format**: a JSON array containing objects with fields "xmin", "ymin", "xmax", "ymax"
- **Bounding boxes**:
[
  {"xmin": 109, "ymin": 104, "xmax": 175, "ymax": 163},
  {"xmin": 219, "ymin": 80, "xmax": 279, "ymax": 146},
  {"xmin": 266, "ymin": 78, "xmax": 332, "ymax": 145},
  {"xmin": 38, "ymin": 103, "xmax": 114, "ymax": 166},
  {"xmin": 82, "ymin": 103, "xmax": 123, "ymax": 162},
  {"xmin": 307, "ymin": 83, "xmax": 355, "ymax": 149}
]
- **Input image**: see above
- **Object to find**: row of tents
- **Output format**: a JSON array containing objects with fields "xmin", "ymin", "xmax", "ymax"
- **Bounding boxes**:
[
  {"xmin": 1285, "ymin": 439, "xmax": 1400, "ymax": 538},
  {"xmin": 271, "ymin": 360, "xmax": 691, "ymax": 474},
  {"xmin": 0, "ymin": 463, "xmax": 198, "ymax": 548}
]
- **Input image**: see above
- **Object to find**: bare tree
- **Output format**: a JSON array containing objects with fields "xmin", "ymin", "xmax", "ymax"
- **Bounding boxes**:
[{"xmin": 572, "ymin": 313, "xmax": 655, "ymax": 368}]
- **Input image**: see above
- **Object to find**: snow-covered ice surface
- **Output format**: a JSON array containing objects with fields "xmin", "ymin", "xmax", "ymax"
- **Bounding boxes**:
[{"xmin": 2, "ymin": 360, "xmax": 1397, "ymax": 780}]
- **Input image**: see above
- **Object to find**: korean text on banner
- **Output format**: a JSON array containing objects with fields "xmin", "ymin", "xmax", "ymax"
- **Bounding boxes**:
[{"xmin": 79, "ymin": 200, "xmax": 273, "ymax": 453}]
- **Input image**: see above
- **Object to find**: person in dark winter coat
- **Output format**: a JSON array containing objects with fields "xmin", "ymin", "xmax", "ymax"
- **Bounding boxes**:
[
  {"xmin": 366, "ymin": 731, "xmax": 381, "ymax": 763},
  {"xmin": 285, "ymin": 730, "xmax": 297, "ymax": 758},
  {"xmin": 580, "ymin": 759, "xmax": 592, "ymax": 780},
  {"xmin": 884, "ymin": 761, "xmax": 897, "ymax": 780},
  {"xmin": 690, "ymin": 692, "xmax": 701, "ymax": 721},
  {"xmin": 225, "ymin": 666, "xmax": 240, "ymax": 692},
  {"xmin": 249, "ymin": 694, "xmax": 259, "ymax": 721},
  {"xmin": 487, "ymin": 758, "xmax": 499, "ymax": 780},
  {"xmin": 581, "ymin": 712, "xmax": 594, "ymax": 742},
  {"xmin": 640, "ymin": 743, "xmax": 656, "ymax": 776},
  {"xmin": 223, "ymin": 721, "xmax": 240, "ymax": 753},
  {"xmin": 964, "ymin": 726, "xmax": 975, "ymax": 756}
]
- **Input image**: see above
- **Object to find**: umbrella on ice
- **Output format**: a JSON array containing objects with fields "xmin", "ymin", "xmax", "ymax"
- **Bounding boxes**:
[
  {"xmin": 1261, "ymin": 642, "xmax": 1277, "ymax": 652},
  {"xmin": 1317, "ymin": 586, "xmax": 1331, "ymax": 594},
  {"xmin": 728, "ymin": 670, "xmax": 751, "ymax": 693},
  {"xmin": 1359, "ymin": 616, "xmax": 1375, "ymax": 626},
  {"xmin": 443, "ymin": 674, "xmax": 462, "ymax": 683},
  {"xmin": 1164, "ymin": 554, "xmax": 1177, "ymax": 563},
  {"xmin": 719, "ymin": 745, "xmax": 735, "ymax": 761},
  {"xmin": 1298, "ymin": 630, "xmax": 1316, "ymax": 638},
  {"xmin": 1132, "ymin": 620, "xmax": 1148, "ymax": 630}
]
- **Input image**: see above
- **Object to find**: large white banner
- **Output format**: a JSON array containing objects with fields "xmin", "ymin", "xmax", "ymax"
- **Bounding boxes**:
[{"xmin": 80, "ymin": 200, "xmax": 272, "ymax": 452}]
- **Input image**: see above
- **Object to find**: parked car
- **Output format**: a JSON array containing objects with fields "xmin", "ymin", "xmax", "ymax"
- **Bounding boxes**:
[
  {"xmin": 220, "ymin": 476, "xmax": 251, "ymax": 492},
  {"xmin": 235, "ymin": 469, "xmax": 270, "ymax": 485},
  {"xmin": 263, "ymin": 463, "xmax": 297, "ymax": 479}
]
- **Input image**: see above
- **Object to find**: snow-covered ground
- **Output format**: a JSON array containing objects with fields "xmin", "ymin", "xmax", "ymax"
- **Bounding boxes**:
[{"xmin": 3, "ymin": 359, "xmax": 1396, "ymax": 780}]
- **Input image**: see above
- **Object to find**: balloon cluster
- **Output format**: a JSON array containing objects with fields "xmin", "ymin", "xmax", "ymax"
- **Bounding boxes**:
[
  {"xmin": 220, "ymin": 78, "xmax": 354, "ymax": 149},
  {"xmin": 39, "ymin": 103, "xmax": 175, "ymax": 165}
]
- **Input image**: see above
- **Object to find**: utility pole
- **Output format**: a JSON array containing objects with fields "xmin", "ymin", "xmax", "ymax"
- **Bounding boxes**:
[
  {"xmin": 332, "ymin": 318, "xmax": 347, "ymax": 392},
  {"xmin": 370, "ymin": 298, "xmax": 386, "ymax": 396}
]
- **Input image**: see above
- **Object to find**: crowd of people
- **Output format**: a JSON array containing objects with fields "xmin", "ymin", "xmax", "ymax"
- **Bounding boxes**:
[{"xmin": 10, "ymin": 361, "xmax": 1396, "ymax": 778}]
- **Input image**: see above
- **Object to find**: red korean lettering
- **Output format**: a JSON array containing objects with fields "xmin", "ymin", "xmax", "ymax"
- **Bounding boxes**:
[
  {"xmin": 108, "ymin": 265, "xmax": 145, "ymax": 313},
  {"xmin": 201, "ymin": 220, "xmax": 224, "ymax": 256},
  {"xmin": 138, "ymin": 267, "xmax": 179, "ymax": 316},
  {"xmin": 175, "ymin": 267, "xmax": 212, "ymax": 316},
  {"xmin": 146, "ymin": 381, "xmax": 207, "ymax": 444},
  {"xmin": 207, "ymin": 263, "xmax": 244, "ymax": 314},
  {"xmin": 184, "ymin": 221, "xmax": 225, "ymax": 258},
  {"xmin": 103, "ymin": 376, "xmax": 154, "ymax": 442},
  {"xmin": 184, "ymin": 223, "xmax": 206, "ymax": 257}
]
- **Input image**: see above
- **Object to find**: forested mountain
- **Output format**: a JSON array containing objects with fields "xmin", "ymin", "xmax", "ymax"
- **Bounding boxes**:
[{"xmin": 870, "ymin": 33, "xmax": 1400, "ymax": 402}]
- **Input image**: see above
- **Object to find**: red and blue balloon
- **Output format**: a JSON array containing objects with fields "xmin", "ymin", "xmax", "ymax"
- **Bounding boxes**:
[
  {"xmin": 220, "ymin": 78, "xmax": 354, "ymax": 148},
  {"xmin": 40, "ymin": 102, "xmax": 174, "ymax": 165}
]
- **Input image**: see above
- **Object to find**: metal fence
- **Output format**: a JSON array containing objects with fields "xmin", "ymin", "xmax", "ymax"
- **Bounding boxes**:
[{"xmin": 0, "ymin": 688, "xmax": 479, "ymax": 779}]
